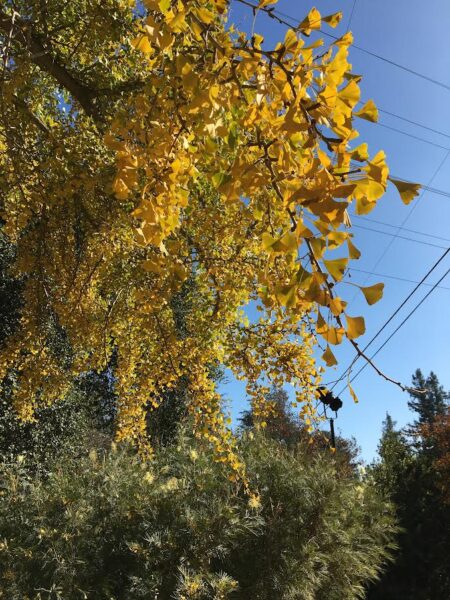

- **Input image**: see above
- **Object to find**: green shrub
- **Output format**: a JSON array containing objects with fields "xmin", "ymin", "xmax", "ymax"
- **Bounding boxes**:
[{"xmin": 0, "ymin": 434, "xmax": 396, "ymax": 599}]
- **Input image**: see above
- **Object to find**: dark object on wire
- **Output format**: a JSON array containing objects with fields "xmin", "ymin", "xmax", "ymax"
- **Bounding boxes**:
[
  {"xmin": 317, "ymin": 387, "xmax": 343, "ymax": 449},
  {"xmin": 317, "ymin": 387, "xmax": 343, "ymax": 413}
]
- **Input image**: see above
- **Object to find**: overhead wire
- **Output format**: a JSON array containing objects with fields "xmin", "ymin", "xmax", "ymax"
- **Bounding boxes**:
[
  {"xmin": 348, "ymin": 267, "xmax": 450, "ymax": 291},
  {"xmin": 329, "ymin": 247, "xmax": 450, "ymax": 392},
  {"xmin": 363, "ymin": 120, "xmax": 450, "ymax": 153},
  {"xmin": 351, "ymin": 216, "xmax": 450, "ymax": 244},
  {"xmin": 235, "ymin": 0, "xmax": 450, "ymax": 397},
  {"xmin": 336, "ymin": 264, "xmax": 450, "ymax": 395},
  {"xmin": 268, "ymin": 4, "xmax": 450, "ymax": 92},
  {"xmin": 235, "ymin": 2, "xmax": 450, "ymax": 155},
  {"xmin": 345, "ymin": 0, "xmax": 357, "ymax": 32},
  {"xmin": 236, "ymin": 2, "xmax": 450, "ymax": 146},
  {"xmin": 347, "ymin": 150, "xmax": 450, "ymax": 304},
  {"xmin": 351, "ymin": 223, "xmax": 448, "ymax": 250},
  {"xmin": 374, "ymin": 105, "xmax": 450, "ymax": 140}
]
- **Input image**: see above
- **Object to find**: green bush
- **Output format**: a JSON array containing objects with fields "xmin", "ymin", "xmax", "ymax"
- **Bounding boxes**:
[{"xmin": 0, "ymin": 434, "xmax": 396, "ymax": 599}]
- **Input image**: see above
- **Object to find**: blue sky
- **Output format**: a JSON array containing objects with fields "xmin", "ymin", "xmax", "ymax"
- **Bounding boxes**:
[{"xmin": 219, "ymin": 0, "xmax": 450, "ymax": 461}]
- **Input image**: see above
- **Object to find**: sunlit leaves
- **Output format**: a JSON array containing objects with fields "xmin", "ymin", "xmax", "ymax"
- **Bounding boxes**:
[
  {"xmin": 324, "ymin": 258, "xmax": 348, "ymax": 282},
  {"xmin": 359, "ymin": 283, "xmax": 384, "ymax": 305},
  {"xmin": 322, "ymin": 344, "xmax": 338, "ymax": 367},
  {"xmin": 0, "ymin": 0, "xmax": 413, "ymax": 478},
  {"xmin": 351, "ymin": 143, "xmax": 369, "ymax": 162},
  {"xmin": 131, "ymin": 35, "xmax": 153, "ymax": 54},
  {"xmin": 322, "ymin": 12, "xmax": 343, "ymax": 28},
  {"xmin": 389, "ymin": 177, "xmax": 421, "ymax": 204},
  {"xmin": 354, "ymin": 99, "xmax": 378, "ymax": 122},
  {"xmin": 347, "ymin": 238, "xmax": 361, "ymax": 260},
  {"xmin": 299, "ymin": 7, "xmax": 321, "ymax": 35},
  {"xmin": 346, "ymin": 316, "xmax": 366, "ymax": 340},
  {"xmin": 348, "ymin": 380, "xmax": 359, "ymax": 403}
]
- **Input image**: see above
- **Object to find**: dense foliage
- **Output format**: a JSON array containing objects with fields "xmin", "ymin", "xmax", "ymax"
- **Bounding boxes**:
[
  {"xmin": 0, "ymin": 0, "xmax": 420, "ymax": 472},
  {"xmin": 0, "ymin": 433, "xmax": 396, "ymax": 600},
  {"xmin": 367, "ymin": 370, "xmax": 450, "ymax": 600}
]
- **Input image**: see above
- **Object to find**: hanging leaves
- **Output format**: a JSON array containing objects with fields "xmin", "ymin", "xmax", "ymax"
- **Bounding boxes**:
[
  {"xmin": 359, "ymin": 283, "xmax": 385, "ymax": 305},
  {"xmin": 354, "ymin": 99, "xmax": 378, "ymax": 122},
  {"xmin": 322, "ymin": 345, "xmax": 338, "ymax": 367},
  {"xmin": 389, "ymin": 177, "xmax": 421, "ymax": 204},
  {"xmin": 348, "ymin": 380, "xmax": 359, "ymax": 404},
  {"xmin": 299, "ymin": 7, "xmax": 321, "ymax": 35},
  {"xmin": 0, "ymin": 0, "xmax": 416, "ymax": 478},
  {"xmin": 346, "ymin": 316, "xmax": 366, "ymax": 340},
  {"xmin": 324, "ymin": 258, "xmax": 349, "ymax": 282}
]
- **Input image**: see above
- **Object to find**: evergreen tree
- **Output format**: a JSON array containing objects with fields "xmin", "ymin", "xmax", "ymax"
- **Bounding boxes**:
[
  {"xmin": 368, "ymin": 374, "xmax": 450, "ymax": 600},
  {"xmin": 408, "ymin": 369, "xmax": 448, "ymax": 429},
  {"xmin": 371, "ymin": 413, "xmax": 413, "ymax": 495}
]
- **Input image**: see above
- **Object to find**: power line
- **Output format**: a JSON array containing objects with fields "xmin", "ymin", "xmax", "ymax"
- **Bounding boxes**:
[
  {"xmin": 347, "ymin": 161, "xmax": 450, "ymax": 201},
  {"xmin": 346, "ymin": 0, "xmax": 357, "ymax": 32},
  {"xmin": 365, "ymin": 119, "xmax": 450, "ymax": 153},
  {"xmin": 337, "ymin": 264, "xmax": 450, "ymax": 395},
  {"xmin": 374, "ymin": 105, "xmax": 450, "ymax": 141},
  {"xmin": 236, "ymin": 1, "xmax": 450, "ymax": 153},
  {"xmin": 352, "ymin": 216, "xmax": 450, "ymax": 244},
  {"xmin": 352, "ymin": 223, "xmax": 448, "ymax": 249},
  {"xmin": 330, "ymin": 247, "xmax": 450, "ymax": 392},
  {"xmin": 267, "ymin": 4, "xmax": 450, "ymax": 92},
  {"xmin": 349, "ymin": 150, "xmax": 450, "ymax": 302},
  {"xmin": 348, "ymin": 266, "xmax": 450, "ymax": 291},
  {"xmin": 382, "ymin": 179, "xmax": 450, "ymax": 200}
]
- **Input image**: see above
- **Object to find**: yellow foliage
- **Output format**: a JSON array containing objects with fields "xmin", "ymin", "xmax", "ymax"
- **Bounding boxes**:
[{"xmin": 0, "ymin": 0, "xmax": 416, "ymax": 480}]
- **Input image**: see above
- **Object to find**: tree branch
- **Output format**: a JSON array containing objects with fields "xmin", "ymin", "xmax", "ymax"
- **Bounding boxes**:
[{"xmin": 0, "ymin": 9, "xmax": 100, "ymax": 121}]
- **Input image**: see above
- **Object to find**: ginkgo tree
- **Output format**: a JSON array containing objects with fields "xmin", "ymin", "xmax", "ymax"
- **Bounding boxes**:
[{"xmin": 0, "ymin": 0, "xmax": 419, "ymax": 477}]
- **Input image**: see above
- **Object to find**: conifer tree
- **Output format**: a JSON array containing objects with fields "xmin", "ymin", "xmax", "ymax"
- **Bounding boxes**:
[
  {"xmin": 408, "ymin": 369, "xmax": 448, "ymax": 429},
  {"xmin": 368, "ymin": 374, "xmax": 450, "ymax": 600}
]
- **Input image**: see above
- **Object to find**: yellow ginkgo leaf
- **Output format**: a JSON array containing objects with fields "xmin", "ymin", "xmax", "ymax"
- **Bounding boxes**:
[
  {"xmin": 258, "ymin": 0, "xmax": 278, "ymax": 7},
  {"xmin": 347, "ymin": 238, "xmax": 361, "ymax": 260},
  {"xmin": 359, "ymin": 282, "xmax": 384, "ymax": 305},
  {"xmin": 351, "ymin": 143, "xmax": 369, "ymax": 162},
  {"xmin": 338, "ymin": 80, "xmax": 360, "ymax": 108},
  {"xmin": 328, "ymin": 231, "xmax": 347, "ymax": 249},
  {"xmin": 323, "ymin": 257, "xmax": 348, "ymax": 281},
  {"xmin": 274, "ymin": 283, "xmax": 297, "ymax": 308},
  {"xmin": 348, "ymin": 381, "xmax": 359, "ymax": 403},
  {"xmin": 324, "ymin": 326, "xmax": 345, "ymax": 345},
  {"xmin": 322, "ymin": 345, "xmax": 338, "ymax": 366},
  {"xmin": 346, "ymin": 315, "xmax": 365, "ymax": 339},
  {"xmin": 354, "ymin": 177, "xmax": 385, "ymax": 202},
  {"xmin": 295, "ymin": 221, "xmax": 314, "ymax": 239},
  {"xmin": 299, "ymin": 7, "xmax": 321, "ymax": 35},
  {"xmin": 158, "ymin": 0, "xmax": 171, "ymax": 13},
  {"xmin": 195, "ymin": 7, "xmax": 214, "ymax": 24},
  {"xmin": 355, "ymin": 196, "xmax": 377, "ymax": 215},
  {"xmin": 283, "ymin": 28, "xmax": 298, "ymax": 51},
  {"xmin": 354, "ymin": 99, "xmax": 378, "ymax": 122},
  {"xmin": 322, "ymin": 12, "xmax": 343, "ymax": 28},
  {"xmin": 389, "ymin": 177, "xmax": 421, "ymax": 205},
  {"xmin": 329, "ymin": 296, "xmax": 347, "ymax": 316},
  {"xmin": 131, "ymin": 35, "xmax": 153, "ymax": 54}
]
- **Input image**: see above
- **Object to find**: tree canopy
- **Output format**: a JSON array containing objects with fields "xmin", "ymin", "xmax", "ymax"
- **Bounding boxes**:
[{"xmin": 0, "ymin": 0, "xmax": 420, "ymax": 474}]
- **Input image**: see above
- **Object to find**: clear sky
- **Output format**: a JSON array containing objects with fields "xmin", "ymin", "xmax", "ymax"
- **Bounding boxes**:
[{"xmin": 219, "ymin": 0, "xmax": 450, "ymax": 462}]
